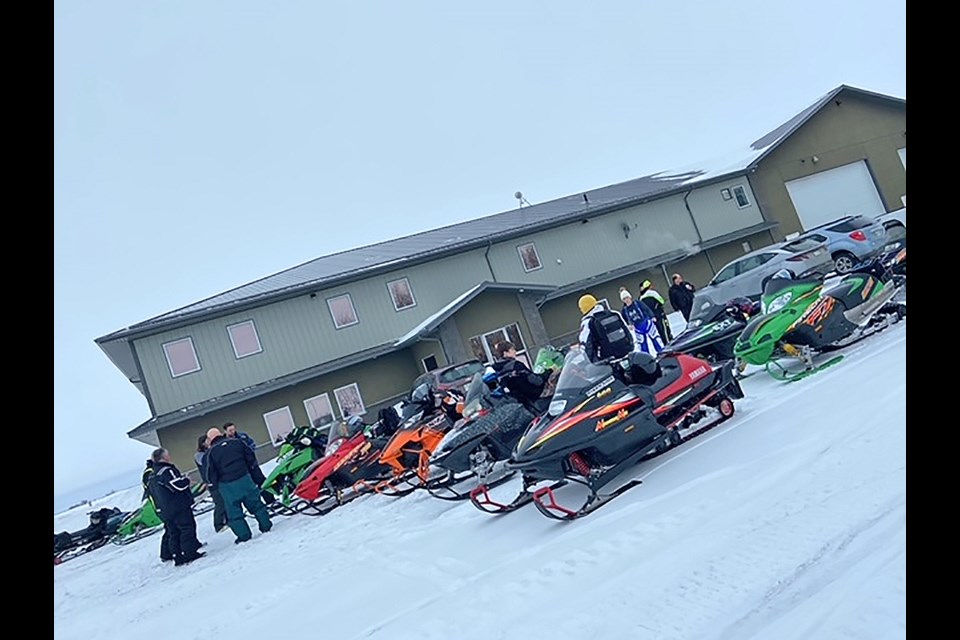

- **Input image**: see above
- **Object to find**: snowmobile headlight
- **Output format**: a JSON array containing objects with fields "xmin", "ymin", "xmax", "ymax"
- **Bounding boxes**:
[
  {"xmin": 324, "ymin": 438, "xmax": 343, "ymax": 456},
  {"xmin": 764, "ymin": 291, "xmax": 793, "ymax": 314},
  {"xmin": 548, "ymin": 399, "xmax": 567, "ymax": 416}
]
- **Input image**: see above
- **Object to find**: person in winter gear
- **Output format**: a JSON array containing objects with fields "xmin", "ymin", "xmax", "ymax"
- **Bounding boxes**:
[
  {"xmin": 578, "ymin": 293, "xmax": 635, "ymax": 363},
  {"xmin": 223, "ymin": 422, "xmax": 275, "ymax": 506},
  {"xmin": 620, "ymin": 288, "xmax": 664, "ymax": 357},
  {"xmin": 490, "ymin": 341, "xmax": 551, "ymax": 411},
  {"xmin": 147, "ymin": 448, "xmax": 205, "ymax": 566},
  {"xmin": 141, "ymin": 458, "xmax": 174, "ymax": 562},
  {"xmin": 639, "ymin": 280, "xmax": 673, "ymax": 342},
  {"xmin": 195, "ymin": 435, "xmax": 228, "ymax": 533},
  {"xmin": 668, "ymin": 273, "xmax": 697, "ymax": 322},
  {"xmin": 204, "ymin": 427, "xmax": 273, "ymax": 544}
]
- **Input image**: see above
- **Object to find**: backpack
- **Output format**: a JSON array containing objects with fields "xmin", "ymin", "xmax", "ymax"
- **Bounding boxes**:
[{"xmin": 589, "ymin": 309, "xmax": 633, "ymax": 360}]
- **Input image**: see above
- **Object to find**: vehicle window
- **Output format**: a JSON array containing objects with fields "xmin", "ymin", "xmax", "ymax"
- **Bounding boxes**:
[
  {"xmin": 735, "ymin": 253, "xmax": 774, "ymax": 275},
  {"xmin": 438, "ymin": 361, "xmax": 484, "ymax": 383},
  {"xmin": 711, "ymin": 262, "xmax": 739, "ymax": 285},
  {"xmin": 828, "ymin": 216, "xmax": 874, "ymax": 232},
  {"xmin": 783, "ymin": 237, "xmax": 824, "ymax": 253}
]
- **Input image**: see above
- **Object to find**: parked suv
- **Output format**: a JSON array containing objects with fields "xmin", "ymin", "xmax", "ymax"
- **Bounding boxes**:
[
  {"xmin": 796, "ymin": 214, "xmax": 888, "ymax": 274},
  {"xmin": 688, "ymin": 235, "xmax": 833, "ymax": 324}
]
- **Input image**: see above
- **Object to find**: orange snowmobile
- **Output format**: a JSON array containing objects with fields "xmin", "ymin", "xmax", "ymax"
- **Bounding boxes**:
[{"xmin": 371, "ymin": 380, "xmax": 464, "ymax": 496}]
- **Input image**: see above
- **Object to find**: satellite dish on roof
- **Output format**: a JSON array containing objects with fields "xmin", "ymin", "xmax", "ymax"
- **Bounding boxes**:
[{"xmin": 514, "ymin": 191, "xmax": 531, "ymax": 208}]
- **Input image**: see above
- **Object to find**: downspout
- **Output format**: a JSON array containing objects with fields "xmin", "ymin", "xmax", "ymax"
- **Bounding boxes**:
[
  {"xmin": 683, "ymin": 189, "xmax": 715, "ymax": 273},
  {"xmin": 484, "ymin": 241, "xmax": 498, "ymax": 283}
]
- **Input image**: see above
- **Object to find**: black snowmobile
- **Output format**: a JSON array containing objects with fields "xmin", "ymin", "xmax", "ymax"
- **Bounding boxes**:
[
  {"xmin": 659, "ymin": 297, "xmax": 759, "ymax": 369},
  {"xmin": 54, "ymin": 507, "xmax": 128, "ymax": 565},
  {"xmin": 425, "ymin": 372, "xmax": 541, "ymax": 500},
  {"xmin": 471, "ymin": 348, "xmax": 744, "ymax": 520}
]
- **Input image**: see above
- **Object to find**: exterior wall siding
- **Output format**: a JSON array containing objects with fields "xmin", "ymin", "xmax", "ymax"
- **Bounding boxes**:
[
  {"xmin": 750, "ymin": 93, "xmax": 906, "ymax": 241},
  {"xmin": 137, "ymin": 251, "xmax": 491, "ymax": 415},
  {"xmin": 157, "ymin": 347, "xmax": 421, "ymax": 474},
  {"xmin": 451, "ymin": 291, "xmax": 533, "ymax": 361}
]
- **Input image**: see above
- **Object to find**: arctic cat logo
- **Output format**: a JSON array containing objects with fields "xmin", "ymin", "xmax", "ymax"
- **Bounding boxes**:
[
  {"xmin": 688, "ymin": 366, "xmax": 708, "ymax": 381},
  {"xmin": 587, "ymin": 376, "xmax": 616, "ymax": 398}
]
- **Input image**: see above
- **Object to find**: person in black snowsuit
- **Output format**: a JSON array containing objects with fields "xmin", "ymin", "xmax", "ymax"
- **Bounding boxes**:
[
  {"xmin": 141, "ymin": 458, "xmax": 174, "ymax": 562},
  {"xmin": 491, "ymin": 341, "xmax": 552, "ymax": 413},
  {"xmin": 147, "ymin": 448, "xmax": 205, "ymax": 566},
  {"xmin": 205, "ymin": 428, "xmax": 273, "ymax": 544},
  {"xmin": 195, "ymin": 435, "xmax": 228, "ymax": 533},
  {"xmin": 668, "ymin": 273, "xmax": 697, "ymax": 322}
]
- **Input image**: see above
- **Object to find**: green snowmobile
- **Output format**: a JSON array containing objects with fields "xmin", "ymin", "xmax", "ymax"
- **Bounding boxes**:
[
  {"xmin": 112, "ymin": 482, "xmax": 211, "ymax": 545},
  {"xmin": 261, "ymin": 425, "xmax": 330, "ymax": 513},
  {"xmin": 734, "ymin": 248, "xmax": 906, "ymax": 382}
]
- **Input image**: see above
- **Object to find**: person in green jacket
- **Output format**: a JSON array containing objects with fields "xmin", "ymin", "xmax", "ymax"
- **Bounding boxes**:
[{"xmin": 639, "ymin": 280, "xmax": 674, "ymax": 343}]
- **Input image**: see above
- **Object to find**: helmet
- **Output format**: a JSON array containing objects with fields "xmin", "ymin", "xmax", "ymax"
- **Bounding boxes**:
[
  {"xmin": 772, "ymin": 268, "xmax": 793, "ymax": 280},
  {"xmin": 640, "ymin": 279, "xmax": 652, "ymax": 292},
  {"xmin": 627, "ymin": 351, "xmax": 658, "ymax": 376},
  {"xmin": 411, "ymin": 382, "xmax": 432, "ymax": 404},
  {"xmin": 482, "ymin": 366, "xmax": 499, "ymax": 389},
  {"xmin": 578, "ymin": 294, "xmax": 598, "ymax": 315},
  {"xmin": 726, "ymin": 296, "xmax": 754, "ymax": 318}
]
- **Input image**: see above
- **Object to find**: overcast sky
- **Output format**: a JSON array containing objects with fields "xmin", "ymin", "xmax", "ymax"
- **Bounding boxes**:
[{"xmin": 53, "ymin": 0, "xmax": 906, "ymax": 496}]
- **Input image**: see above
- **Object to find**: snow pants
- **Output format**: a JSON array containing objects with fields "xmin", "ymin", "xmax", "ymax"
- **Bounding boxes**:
[{"xmin": 219, "ymin": 475, "xmax": 272, "ymax": 542}]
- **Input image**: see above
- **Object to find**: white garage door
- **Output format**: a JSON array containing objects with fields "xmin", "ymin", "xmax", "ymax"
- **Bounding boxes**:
[{"xmin": 784, "ymin": 160, "xmax": 886, "ymax": 230}]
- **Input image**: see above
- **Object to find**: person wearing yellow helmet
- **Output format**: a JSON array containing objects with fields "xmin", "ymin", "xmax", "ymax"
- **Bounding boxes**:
[
  {"xmin": 638, "ymin": 280, "xmax": 673, "ymax": 342},
  {"xmin": 577, "ymin": 293, "xmax": 634, "ymax": 363}
]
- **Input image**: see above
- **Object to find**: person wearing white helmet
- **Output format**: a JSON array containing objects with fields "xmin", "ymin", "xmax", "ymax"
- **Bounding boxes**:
[{"xmin": 619, "ymin": 287, "xmax": 664, "ymax": 357}]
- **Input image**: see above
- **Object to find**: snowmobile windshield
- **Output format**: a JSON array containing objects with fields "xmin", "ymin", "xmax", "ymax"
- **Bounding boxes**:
[
  {"xmin": 553, "ymin": 349, "xmax": 613, "ymax": 396},
  {"xmin": 461, "ymin": 372, "xmax": 491, "ymax": 420}
]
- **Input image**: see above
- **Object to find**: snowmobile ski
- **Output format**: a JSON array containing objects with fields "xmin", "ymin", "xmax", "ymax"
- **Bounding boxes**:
[{"xmin": 532, "ymin": 479, "xmax": 645, "ymax": 521}]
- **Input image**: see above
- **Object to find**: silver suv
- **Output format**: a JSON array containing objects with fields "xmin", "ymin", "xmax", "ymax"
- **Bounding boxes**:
[
  {"xmin": 796, "ymin": 214, "xmax": 888, "ymax": 274},
  {"xmin": 688, "ymin": 235, "xmax": 833, "ymax": 324}
]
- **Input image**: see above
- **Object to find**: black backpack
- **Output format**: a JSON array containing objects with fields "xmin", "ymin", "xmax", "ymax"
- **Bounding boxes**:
[{"xmin": 589, "ymin": 309, "xmax": 633, "ymax": 360}]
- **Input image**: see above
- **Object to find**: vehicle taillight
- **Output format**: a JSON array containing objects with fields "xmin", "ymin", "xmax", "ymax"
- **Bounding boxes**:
[{"xmin": 849, "ymin": 230, "xmax": 867, "ymax": 241}]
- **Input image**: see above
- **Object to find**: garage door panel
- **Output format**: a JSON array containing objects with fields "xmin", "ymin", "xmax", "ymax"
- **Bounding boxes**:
[{"xmin": 785, "ymin": 160, "xmax": 886, "ymax": 230}]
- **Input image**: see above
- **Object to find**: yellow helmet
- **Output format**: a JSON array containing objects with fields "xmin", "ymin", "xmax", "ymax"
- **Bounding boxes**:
[
  {"xmin": 578, "ymin": 294, "xmax": 598, "ymax": 315},
  {"xmin": 640, "ymin": 279, "xmax": 652, "ymax": 292}
]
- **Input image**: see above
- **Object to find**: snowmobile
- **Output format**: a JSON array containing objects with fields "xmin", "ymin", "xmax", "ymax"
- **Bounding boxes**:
[
  {"xmin": 471, "ymin": 347, "xmax": 744, "ymax": 520},
  {"xmin": 366, "ymin": 381, "xmax": 464, "ymax": 496},
  {"xmin": 427, "ymin": 346, "xmax": 564, "ymax": 501},
  {"xmin": 659, "ymin": 297, "xmax": 759, "ymax": 371},
  {"xmin": 54, "ymin": 506, "xmax": 129, "ymax": 565},
  {"xmin": 261, "ymin": 425, "xmax": 329, "ymax": 514},
  {"xmin": 733, "ymin": 247, "xmax": 906, "ymax": 382},
  {"xmin": 291, "ymin": 414, "xmax": 399, "ymax": 515}
]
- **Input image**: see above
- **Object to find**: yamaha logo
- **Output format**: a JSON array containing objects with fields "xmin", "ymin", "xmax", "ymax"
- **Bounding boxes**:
[{"xmin": 689, "ymin": 366, "xmax": 708, "ymax": 381}]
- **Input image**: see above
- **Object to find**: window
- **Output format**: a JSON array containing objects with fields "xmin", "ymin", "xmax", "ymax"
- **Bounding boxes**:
[
  {"xmin": 263, "ymin": 406, "xmax": 295, "ymax": 448},
  {"xmin": 732, "ymin": 185, "xmax": 751, "ymax": 209},
  {"xmin": 422, "ymin": 354, "xmax": 439, "ymax": 372},
  {"xmin": 517, "ymin": 242, "xmax": 543, "ymax": 272},
  {"xmin": 469, "ymin": 322, "xmax": 530, "ymax": 367},
  {"xmin": 710, "ymin": 263, "xmax": 739, "ymax": 285},
  {"xmin": 736, "ymin": 253, "xmax": 776, "ymax": 276},
  {"xmin": 327, "ymin": 294, "xmax": 358, "ymax": 328},
  {"xmin": 162, "ymin": 337, "xmax": 201, "ymax": 378},
  {"xmin": 386, "ymin": 278, "xmax": 417, "ymax": 311},
  {"xmin": 226, "ymin": 320, "xmax": 262, "ymax": 359},
  {"xmin": 303, "ymin": 393, "xmax": 336, "ymax": 429},
  {"xmin": 438, "ymin": 360, "xmax": 484, "ymax": 384},
  {"xmin": 783, "ymin": 236, "xmax": 826, "ymax": 253},
  {"xmin": 334, "ymin": 383, "xmax": 366, "ymax": 417}
]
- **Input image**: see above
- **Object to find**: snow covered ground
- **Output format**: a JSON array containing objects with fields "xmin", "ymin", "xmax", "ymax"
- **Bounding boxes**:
[{"xmin": 53, "ymin": 315, "xmax": 906, "ymax": 640}]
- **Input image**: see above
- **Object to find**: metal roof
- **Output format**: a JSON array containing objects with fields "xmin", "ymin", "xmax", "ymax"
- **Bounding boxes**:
[{"xmin": 98, "ymin": 84, "xmax": 905, "ymax": 344}]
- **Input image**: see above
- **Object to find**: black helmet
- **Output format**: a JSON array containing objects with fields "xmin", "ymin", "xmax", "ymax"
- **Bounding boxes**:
[{"xmin": 628, "ymin": 351, "xmax": 658, "ymax": 376}]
